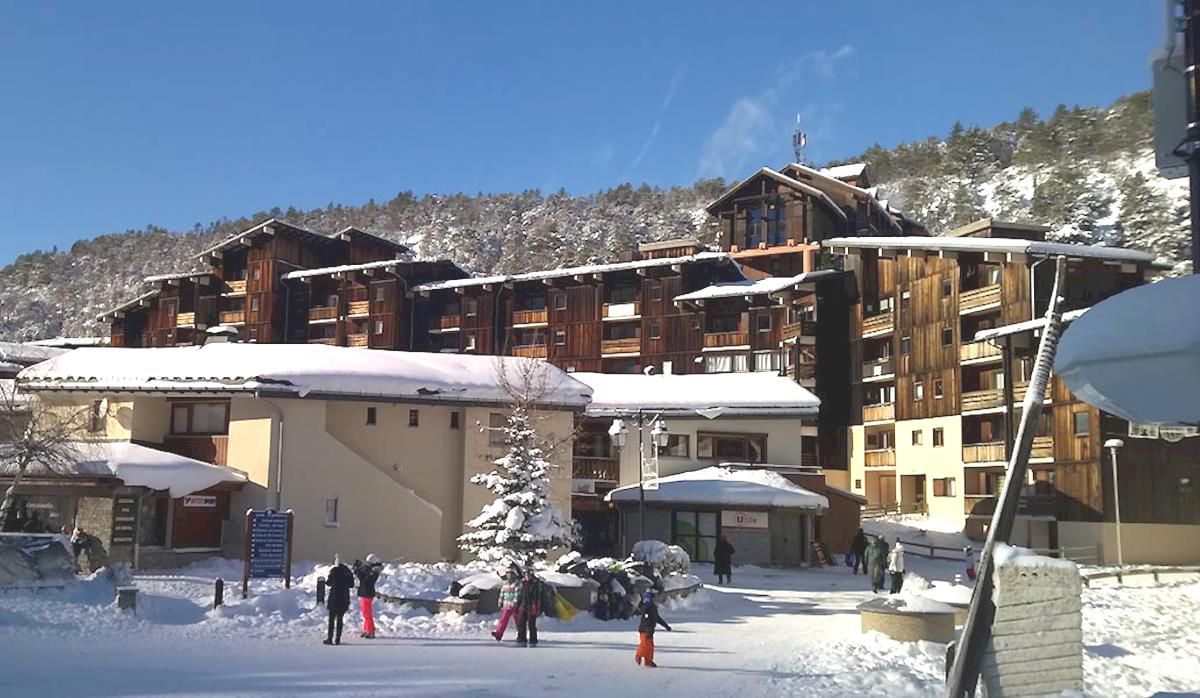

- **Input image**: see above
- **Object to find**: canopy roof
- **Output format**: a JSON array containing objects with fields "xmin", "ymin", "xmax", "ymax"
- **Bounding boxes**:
[
  {"xmin": 573, "ymin": 371, "xmax": 819, "ymax": 417},
  {"xmin": 605, "ymin": 466, "xmax": 828, "ymax": 510}
]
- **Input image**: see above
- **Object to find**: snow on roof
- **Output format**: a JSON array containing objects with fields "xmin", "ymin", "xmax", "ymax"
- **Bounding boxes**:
[
  {"xmin": 282, "ymin": 259, "xmax": 414, "ymax": 281},
  {"xmin": 819, "ymin": 163, "xmax": 868, "ymax": 180},
  {"xmin": 781, "ymin": 164, "xmax": 901, "ymax": 233},
  {"xmin": 1055, "ymin": 274, "xmax": 1200, "ymax": 425},
  {"xmin": 824, "ymin": 236, "xmax": 1160, "ymax": 265},
  {"xmin": 0, "ymin": 342, "xmax": 68, "ymax": 366},
  {"xmin": 332, "ymin": 226, "xmax": 410, "ymax": 253},
  {"xmin": 27, "ymin": 337, "xmax": 110, "ymax": 348},
  {"xmin": 17, "ymin": 343, "xmax": 592, "ymax": 409},
  {"xmin": 195, "ymin": 218, "xmax": 331, "ymax": 259},
  {"xmin": 572, "ymin": 371, "xmax": 819, "ymax": 417},
  {"xmin": 972, "ymin": 307, "xmax": 1090, "ymax": 343},
  {"xmin": 673, "ymin": 270, "xmax": 842, "ymax": 303},
  {"xmin": 0, "ymin": 440, "xmax": 245, "ymax": 497},
  {"xmin": 705, "ymin": 168, "xmax": 847, "ymax": 221},
  {"xmin": 605, "ymin": 466, "xmax": 828, "ymax": 510},
  {"xmin": 96, "ymin": 290, "xmax": 159, "ymax": 321},
  {"xmin": 411, "ymin": 251, "xmax": 737, "ymax": 293},
  {"xmin": 143, "ymin": 270, "xmax": 214, "ymax": 284}
]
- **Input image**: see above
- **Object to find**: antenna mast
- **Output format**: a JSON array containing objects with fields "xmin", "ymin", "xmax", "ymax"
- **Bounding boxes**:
[{"xmin": 792, "ymin": 115, "xmax": 807, "ymax": 164}]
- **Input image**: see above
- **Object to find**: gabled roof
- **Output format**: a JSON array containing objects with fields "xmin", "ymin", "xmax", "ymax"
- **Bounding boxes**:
[
  {"xmin": 704, "ymin": 167, "xmax": 846, "ymax": 221},
  {"xmin": 780, "ymin": 163, "xmax": 902, "ymax": 234},
  {"xmin": 331, "ymin": 226, "xmax": 410, "ymax": 255},
  {"xmin": 823, "ymin": 236, "xmax": 1161, "ymax": 266},
  {"xmin": 673, "ymin": 269, "xmax": 843, "ymax": 304},
  {"xmin": 195, "ymin": 218, "xmax": 334, "ymax": 260},
  {"xmin": 572, "ymin": 371, "xmax": 819, "ymax": 417},
  {"xmin": 605, "ymin": 466, "xmax": 829, "ymax": 510},
  {"xmin": 97, "ymin": 290, "xmax": 160, "ymax": 322},
  {"xmin": 819, "ymin": 162, "xmax": 869, "ymax": 182},
  {"xmin": 143, "ymin": 270, "xmax": 215, "ymax": 284}
]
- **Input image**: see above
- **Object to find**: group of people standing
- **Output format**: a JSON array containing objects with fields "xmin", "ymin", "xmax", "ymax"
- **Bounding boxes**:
[
  {"xmin": 849, "ymin": 529, "xmax": 905, "ymax": 594},
  {"xmin": 492, "ymin": 565, "xmax": 546, "ymax": 647},
  {"xmin": 322, "ymin": 553, "xmax": 384, "ymax": 645}
]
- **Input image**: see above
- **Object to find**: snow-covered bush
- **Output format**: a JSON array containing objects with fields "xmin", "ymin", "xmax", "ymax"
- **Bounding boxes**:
[{"xmin": 632, "ymin": 540, "xmax": 690, "ymax": 575}]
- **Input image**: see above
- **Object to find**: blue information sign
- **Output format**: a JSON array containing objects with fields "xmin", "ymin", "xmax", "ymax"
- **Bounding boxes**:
[{"xmin": 247, "ymin": 510, "xmax": 291, "ymax": 580}]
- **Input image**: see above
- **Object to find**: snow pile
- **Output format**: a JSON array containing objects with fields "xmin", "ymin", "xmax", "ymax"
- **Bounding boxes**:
[
  {"xmin": 371, "ymin": 561, "xmax": 483, "ymax": 601},
  {"xmin": 921, "ymin": 581, "xmax": 973, "ymax": 607},
  {"xmin": 631, "ymin": 540, "xmax": 691, "ymax": 575},
  {"xmin": 575, "ymin": 371, "xmax": 819, "ymax": 416},
  {"xmin": 662, "ymin": 573, "xmax": 702, "ymax": 592},
  {"xmin": 876, "ymin": 594, "xmax": 956, "ymax": 615},
  {"xmin": 607, "ymin": 466, "xmax": 828, "ymax": 509}
]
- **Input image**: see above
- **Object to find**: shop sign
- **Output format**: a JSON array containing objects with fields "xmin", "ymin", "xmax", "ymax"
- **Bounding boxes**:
[
  {"xmin": 241, "ymin": 509, "xmax": 294, "ymax": 597},
  {"xmin": 182, "ymin": 495, "xmax": 218, "ymax": 508},
  {"xmin": 721, "ymin": 510, "xmax": 768, "ymax": 530}
]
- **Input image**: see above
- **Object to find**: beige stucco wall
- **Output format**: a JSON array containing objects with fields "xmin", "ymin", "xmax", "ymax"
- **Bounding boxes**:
[
  {"xmin": 848, "ymin": 425, "xmax": 866, "ymax": 497},
  {"xmin": 226, "ymin": 397, "xmax": 276, "ymax": 510},
  {"xmin": 894, "ymin": 415, "xmax": 965, "ymax": 529},
  {"xmin": 35, "ymin": 394, "xmax": 131, "ymax": 440},
  {"xmin": 129, "ymin": 396, "xmax": 170, "ymax": 443},
  {"xmin": 1058, "ymin": 521, "xmax": 1200, "ymax": 565}
]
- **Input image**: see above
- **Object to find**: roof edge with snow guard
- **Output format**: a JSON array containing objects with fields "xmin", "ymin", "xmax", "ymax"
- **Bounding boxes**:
[
  {"xmin": 823, "ymin": 236, "xmax": 1162, "ymax": 266},
  {"xmin": 673, "ymin": 269, "xmax": 844, "ymax": 304}
]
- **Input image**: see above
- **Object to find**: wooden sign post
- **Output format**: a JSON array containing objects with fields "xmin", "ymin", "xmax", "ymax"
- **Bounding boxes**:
[{"xmin": 241, "ymin": 509, "xmax": 294, "ymax": 599}]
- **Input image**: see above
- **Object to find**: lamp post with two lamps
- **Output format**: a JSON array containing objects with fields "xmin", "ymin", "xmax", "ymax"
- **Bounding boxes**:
[{"xmin": 608, "ymin": 411, "xmax": 670, "ymax": 543}]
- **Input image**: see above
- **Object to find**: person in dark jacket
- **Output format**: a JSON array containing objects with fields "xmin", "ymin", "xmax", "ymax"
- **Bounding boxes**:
[
  {"xmin": 324, "ymin": 554, "xmax": 355, "ymax": 645},
  {"xmin": 353, "ymin": 553, "xmax": 383, "ymax": 639},
  {"xmin": 850, "ymin": 529, "xmax": 869, "ymax": 575},
  {"xmin": 515, "ymin": 568, "xmax": 543, "ymax": 647},
  {"xmin": 713, "ymin": 535, "xmax": 735, "ymax": 585},
  {"xmin": 865, "ymin": 535, "xmax": 889, "ymax": 594},
  {"xmin": 635, "ymin": 590, "xmax": 672, "ymax": 667}
]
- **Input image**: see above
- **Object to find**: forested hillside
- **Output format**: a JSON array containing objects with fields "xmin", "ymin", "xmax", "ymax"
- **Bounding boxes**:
[{"xmin": 0, "ymin": 91, "xmax": 1186, "ymax": 341}]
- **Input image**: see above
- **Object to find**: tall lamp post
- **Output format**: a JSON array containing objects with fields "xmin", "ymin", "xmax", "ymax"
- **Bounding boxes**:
[
  {"xmin": 609, "ymin": 414, "xmax": 669, "ymax": 544},
  {"xmin": 1104, "ymin": 438, "xmax": 1125, "ymax": 568}
]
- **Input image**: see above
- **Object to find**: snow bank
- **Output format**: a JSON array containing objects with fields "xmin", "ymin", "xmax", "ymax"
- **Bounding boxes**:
[
  {"xmin": 994, "ymin": 543, "xmax": 1078, "ymax": 572},
  {"xmin": 921, "ymin": 582, "xmax": 973, "ymax": 606},
  {"xmin": 607, "ymin": 466, "xmax": 828, "ymax": 509},
  {"xmin": 876, "ymin": 594, "xmax": 956, "ymax": 614},
  {"xmin": 662, "ymin": 573, "xmax": 702, "ymax": 592},
  {"xmin": 631, "ymin": 540, "xmax": 690, "ymax": 575}
]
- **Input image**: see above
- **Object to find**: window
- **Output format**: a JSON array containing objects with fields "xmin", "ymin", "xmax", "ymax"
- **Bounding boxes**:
[
  {"xmin": 162, "ymin": 298, "xmax": 178, "ymax": 318},
  {"xmin": 900, "ymin": 291, "xmax": 911, "ymax": 311},
  {"xmin": 465, "ymin": 333, "xmax": 477, "ymax": 351},
  {"xmin": 942, "ymin": 279, "xmax": 952, "ymax": 297},
  {"xmin": 933, "ymin": 428, "xmax": 945, "ymax": 447},
  {"xmin": 373, "ymin": 320, "xmax": 384, "ymax": 336},
  {"xmin": 934, "ymin": 378, "xmax": 945, "ymax": 399},
  {"xmin": 673, "ymin": 510, "xmax": 718, "ymax": 563},
  {"xmin": 914, "ymin": 380, "xmax": 925, "ymax": 401},
  {"xmin": 649, "ymin": 322, "xmax": 661, "ymax": 340},
  {"xmin": 88, "ymin": 400, "xmax": 106, "ymax": 433},
  {"xmin": 900, "ymin": 336, "xmax": 912, "ymax": 354},
  {"xmin": 248, "ymin": 327, "xmax": 258, "ymax": 341},
  {"xmin": 756, "ymin": 314, "xmax": 772, "ymax": 333},
  {"xmin": 366, "ymin": 407, "xmax": 377, "ymax": 426},
  {"xmin": 754, "ymin": 351, "xmax": 781, "ymax": 372},
  {"xmin": 1073, "ymin": 411, "xmax": 1090, "ymax": 436},
  {"xmin": 489, "ymin": 412, "xmax": 507, "ymax": 446},
  {"xmin": 608, "ymin": 285, "xmax": 638, "ymax": 304},
  {"xmin": 450, "ymin": 412, "xmax": 461, "ymax": 430},
  {"xmin": 879, "ymin": 297, "xmax": 894, "ymax": 313},
  {"xmin": 465, "ymin": 298, "xmax": 478, "ymax": 317},
  {"xmin": 324, "ymin": 497, "xmax": 339, "ymax": 527},
  {"xmin": 408, "ymin": 409, "xmax": 419, "ymax": 427},
  {"xmin": 697, "ymin": 432, "xmax": 767, "ymax": 463},
  {"xmin": 691, "ymin": 318, "xmax": 702, "ymax": 331},
  {"xmin": 375, "ymin": 285, "xmax": 386, "ymax": 302},
  {"xmin": 250, "ymin": 296, "xmax": 260, "ymax": 312},
  {"xmin": 252, "ymin": 267, "xmax": 262, "ymax": 281},
  {"xmin": 649, "ymin": 283, "xmax": 663, "ymax": 302},
  {"xmin": 170, "ymin": 402, "xmax": 229, "ymax": 435},
  {"xmin": 138, "ymin": 492, "xmax": 170, "ymax": 547},
  {"xmin": 704, "ymin": 354, "xmax": 749, "ymax": 373},
  {"xmin": 912, "ymin": 429, "xmax": 924, "ymax": 446},
  {"xmin": 658, "ymin": 434, "xmax": 690, "ymax": 458},
  {"xmin": 554, "ymin": 292, "xmax": 567, "ymax": 311},
  {"xmin": 554, "ymin": 330, "xmax": 566, "ymax": 346},
  {"xmin": 573, "ymin": 430, "xmax": 612, "ymax": 459},
  {"xmin": 932, "ymin": 478, "xmax": 956, "ymax": 497},
  {"xmin": 942, "ymin": 327, "xmax": 953, "ymax": 347}
]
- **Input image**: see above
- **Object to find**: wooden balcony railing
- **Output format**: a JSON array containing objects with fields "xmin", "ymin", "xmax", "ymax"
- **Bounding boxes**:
[
  {"xmin": 862, "ymin": 310, "xmax": 894, "ymax": 336},
  {"xmin": 962, "ymin": 388, "xmax": 1003, "ymax": 412},
  {"xmin": 960, "ymin": 284, "xmax": 1001, "ymax": 313},
  {"xmin": 864, "ymin": 449, "xmax": 895, "ymax": 467},
  {"xmin": 309, "ymin": 306, "xmax": 338, "ymax": 322},
  {"xmin": 1031, "ymin": 435, "xmax": 1054, "ymax": 460},
  {"xmin": 863, "ymin": 403, "xmax": 895, "ymax": 423},
  {"xmin": 175, "ymin": 312, "xmax": 196, "ymax": 328},
  {"xmin": 347, "ymin": 300, "xmax": 371, "ymax": 317},
  {"xmin": 1014, "ymin": 382, "xmax": 1051, "ymax": 404},
  {"xmin": 965, "ymin": 495, "xmax": 997, "ymax": 516},
  {"xmin": 223, "ymin": 279, "xmax": 247, "ymax": 295},
  {"xmin": 960, "ymin": 340, "xmax": 1002, "ymax": 362},
  {"xmin": 434, "ymin": 314, "xmax": 461, "ymax": 330},
  {"xmin": 513, "ymin": 308, "xmax": 548, "ymax": 325},
  {"xmin": 347, "ymin": 333, "xmax": 369, "ymax": 347},
  {"xmin": 308, "ymin": 337, "xmax": 337, "ymax": 345},
  {"xmin": 218, "ymin": 310, "xmax": 244, "ymax": 324},
  {"xmin": 600, "ymin": 337, "xmax": 641, "ymax": 355},
  {"xmin": 800, "ymin": 453, "xmax": 818, "ymax": 467},
  {"xmin": 512, "ymin": 344, "xmax": 548, "ymax": 359},
  {"xmin": 163, "ymin": 436, "xmax": 229, "ymax": 466},
  {"xmin": 795, "ymin": 362, "xmax": 816, "ymax": 381},
  {"xmin": 781, "ymin": 319, "xmax": 818, "ymax": 341},
  {"xmin": 862, "ymin": 357, "xmax": 895, "ymax": 380},
  {"xmin": 703, "ymin": 331, "xmax": 750, "ymax": 349},
  {"xmin": 963, "ymin": 441, "xmax": 1006, "ymax": 463},
  {"xmin": 573, "ymin": 457, "xmax": 619, "ymax": 482},
  {"xmin": 602, "ymin": 301, "xmax": 641, "ymax": 319}
]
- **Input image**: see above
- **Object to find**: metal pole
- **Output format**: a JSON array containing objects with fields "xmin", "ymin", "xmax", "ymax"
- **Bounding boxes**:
[
  {"xmin": 1109, "ymin": 447, "xmax": 1124, "ymax": 567},
  {"xmin": 638, "ymin": 410, "xmax": 645, "ymax": 543},
  {"xmin": 1187, "ymin": 0, "xmax": 1200, "ymax": 272}
]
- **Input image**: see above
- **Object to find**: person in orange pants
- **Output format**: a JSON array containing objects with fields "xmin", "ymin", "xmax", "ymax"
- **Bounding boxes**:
[{"xmin": 634, "ymin": 591, "xmax": 671, "ymax": 667}]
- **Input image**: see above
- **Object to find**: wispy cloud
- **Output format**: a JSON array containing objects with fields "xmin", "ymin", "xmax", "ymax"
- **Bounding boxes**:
[
  {"xmin": 621, "ymin": 67, "xmax": 685, "ymax": 181},
  {"xmin": 698, "ymin": 46, "xmax": 855, "ymax": 179}
]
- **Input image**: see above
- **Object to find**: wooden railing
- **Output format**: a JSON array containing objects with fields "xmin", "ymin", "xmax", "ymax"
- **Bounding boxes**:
[
  {"xmin": 861, "ymin": 357, "xmax": 895, "ymax": 380},
  {"xmin": 163, "ymin": 436, "xmax": 229, "ymax": 466},
  {"xmin": 800, "ymin": 453, "xmax": 818, "ymax": 467},
  {"xmin": 219, "ymin": 310, "xmax": 244, "ymax": 324},
  {"xmin": 864, "ymin": 449, "xmax": 895, "ymax": 467},
  {"xmin": 1014, "ymin": 382, "xmax": 1051, "ymax": 403},
  {"xmin": 1031, "ymin": 435, "xmax": 1054, "ymax": 459},
  {"xmin": 347, "ymin": 333, "xmax": 369, "ymax": 347},
  {"xmin": 863, "ymin": 403, "xmax": 895, "ymax": 423},
  {"xmin": 573, "ymin": 457, "xmax": 619, "ymax": 482},
  {"xmin": 960, "ymin": 340, "xmax": 1002, "ymax": 362},
  {"xmin": 309, "ymin": 306, "xmax": 338, "ymax": 322},
  {"xmin": 512, "ymin": 344, "xmax": 548, "ymax": 359},
  {"xmin": 175, "ymin": 312, "xmax": 196, "ymax": 328},
  {"xmin": 602, "ymin": 302, "xmax": 641, "ymax": 319},
  {"xmin": 862, "ymin": 310, "xmax": 893, "ymax": 336},
  {"xmin": 795, "ymin": 363, "xmax": 816, "ymax": 381},
  {"xmin": 963, "ymin": 441, "xmax": 1006, "ymax": 463},
  {"xmin": 781, "ymin": 319, "xmax": 818, "ymax": 340},
  {"xmin": 861, "ymin": 502, "xmax": 926, "ymax": 519},
  {"xmin": 347, "ymin": 300, "xmax": 371, "ymax": 317},
  {"xmin": 600, "ymin": 337, "xmax": 641, "ymax": 355},
  {"xmin": 307, "ymin": 337, "xmax": 338, "ymax": 345},
  {"xmin": 962, "ymin": 388, "xmax": 1003, "ymax": 412},
  {"xmin": 434, "ymin": 314, "xmax": 461, "ymax": 330},
  {"xmin": 960, "ymin": 284, "xmax": 1001, "ymax": 313},
  {"xmin": 703, "ymin": 331, "xmax": 750, "ymax": 349},
  {"xmin": 223, "ymin": 279, "xmax": 246, "ymax": 295},
  {"xmin": 513, "ymin": 308, "xmax": 548, "ymax": 325}
]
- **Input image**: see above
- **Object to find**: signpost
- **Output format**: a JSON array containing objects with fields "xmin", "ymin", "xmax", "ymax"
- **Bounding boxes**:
[{"xmin": 241, "ymin": 509, "xmax": 294, "ymax": 599}]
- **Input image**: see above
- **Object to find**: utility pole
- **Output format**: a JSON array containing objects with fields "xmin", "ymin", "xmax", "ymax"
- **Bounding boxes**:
[{"xmin": 1187, "ymin": 0, "xmax": 1200, "ymax": 272}]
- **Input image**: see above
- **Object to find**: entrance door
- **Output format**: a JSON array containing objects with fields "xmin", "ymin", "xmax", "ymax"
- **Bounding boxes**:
[
  {"xmin": 770, "ymin": 512, "xmax": 804, "ymax": 566},
  {"xmin": 879, "ymin": 475, "xmax": 897, "ymax": 506}
]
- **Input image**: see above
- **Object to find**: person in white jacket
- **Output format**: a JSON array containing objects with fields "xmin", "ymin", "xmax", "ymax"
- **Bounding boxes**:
[{"xmin": 887, "ymin": 538, "xmax": 905, "ymax": 594}]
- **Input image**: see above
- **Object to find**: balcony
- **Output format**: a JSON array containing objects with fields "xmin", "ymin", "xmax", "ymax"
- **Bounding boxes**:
[
  {"xmin": 781, "ymin": 319, "xmax": 818, "ymax": 341},
  {"xmin": 965, "ymin": 495, "xmax": 997, "ymax": 516},
  {"xmin": 512, "ymin": 309, "xmax": 548, "ymax": 326},
  {"xmin": 862, "ymin": 309, "xmax": 894, "ymax": 337},
  {"xmin": 218, "ymin": 310, "xmax": 244, "ymax": 325},
  {"xmin": 864, "ymin": 449, "xmax": 895, "ymax": 467},
  {"xmin": 347, "ymin": 300, "xmax": 371, "ymax": 318},
  {"xmin": 703, "ymin": 330, "xmax": 750, "ymax": 350},
  {"xmin": 347, "ymin": 333, "xmax": 369, "ymax": 348},
  {"xmin": 309, "ymin": 306, "xmax": 338, "ymax": 322},
  {"xmin": 1031, "ymin": 435, "xmax": 1054, "ymax": 460},
  {"xmin": 163, "ymin": 435, "xmax": 229, "ymax": 466},
  {"xmin": 223, "ymin": 279, "xmax": 247, "ymax": 295},
  {"xmin": 1014, "ymin": 382, "xmax": 1051, "ymax": 404},
  {"xmin": 602, "ymin": 301, "xmax": 641, "ymax": 320},
  {"xmin": 573, "ymin": 457, "xmax": 619, "ymax": 482},
  {"xmin": 795, "ymin": 362, "xmax": 816, "ymax": 383},
  {"xmin": 960, "ymin": 284, "xmax": 1001, "ymax": 314},
  {"xmin": 960, "ymin": 340, "xmax": 1002, "ymax": 363},
  {"xmin": 308, "ymin": 337, "xmax": 337, "ymax": 345},
  {"xmin": 512, "ymin": 344, "xmax": 548, "ymax": 359},
  {"xmin": 863, "ymin": 402, "xmax": 895, "ymax": 423},
  {"xmin": 174, "ymin": 312, "xmax": 196, "ymax": 328},
  {"xmin": 861, "ymin": 357, "xmax": 895, "ymax": 382},
  {"xmin": 432, "ymin": 314, "xmax": 461, "ymax": 331},
  {"xmin": 962, "ymin": 388, "xmax": 1004, "ymax": 412},
  {"xmin": 963, "ymin": 441, "xmax": 1006, "ymax": 463},
  {"xmin": 600, "ymin": 337, "xmax": 641, "ymax": 355}
]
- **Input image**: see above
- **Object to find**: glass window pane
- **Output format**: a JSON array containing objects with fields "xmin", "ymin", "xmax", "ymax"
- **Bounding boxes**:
[
  {"xmin": 696, "ymin": 536, "xmax": 716, "ymax": 562},
  {"xmin": 698, "ymin": 512, "xmax": 717, "ymax": 536},
  {"xmin": 172, "ymin": 406, "xmax": 189, "ymax": 434},
  {"xmin": 749, "ymin": 435, "xmax": 767, "ymax": 462},
  {"xmin": 697, "ymin": 436, "xmax": 713, "ymax": 459}
]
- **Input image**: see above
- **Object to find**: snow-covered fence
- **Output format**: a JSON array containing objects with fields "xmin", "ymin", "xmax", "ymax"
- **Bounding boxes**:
[
  {"xmin": 1081, "ymin": 565, "xmax": 1200, "ymax": 587},
  {"xmin": 1030, "ymin": 545, "xmax": 1100, "ymax": 565},
  {"xmin": 860, "ymin": 502, "xmax": 926, "ymax": 519},
  {"xmin": 896, "ymin": 539, "xmax": 967, "ymax": 562}
]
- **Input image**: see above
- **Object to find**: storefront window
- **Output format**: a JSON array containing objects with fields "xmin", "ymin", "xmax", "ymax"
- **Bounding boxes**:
[
  {"xmin": 673, "ymin": 510, "xmax": 718, "ymax": 562},
  {"xmin": 138, "ymin": 493, "xmax": 170, "ymax": 547}
]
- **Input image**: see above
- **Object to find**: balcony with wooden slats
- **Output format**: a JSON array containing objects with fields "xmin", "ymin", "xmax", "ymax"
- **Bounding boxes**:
[
  {"xmin": 175, "ymin": 312, "xmax": 196, "ymax": 328},
  {"xmin": 512, "ymin": 344, "xmax": 548, "ymax": 359},
  {"xmin": 512, "ymin": 308, "xmax": 548, "ymax": 326},
  {"xmin": 861, "ymin": 356, "xmax": 895, "ymax": 381},
  {"xmin": 963, "ymin": 441, "xmax": 1005, "ymax": 463},
  {"xmin": 347, "ymin": 333, "xmax": 369, "ymax": 347},
  {"xmin": 602, "ymin": 301, "xmax": 641, "ymax": 320},
  {"xmin": 1031, "ymin": 435, "xmax": 1054, "ymax": 460},
  {"xmin": 961, "ymin": 388, "xmax": 1003, "ymax": 412},
  {"xmin": 960, "ymin": 340, "xmax": 1002, "ymax": 363},
  {"xmin": 1014, "ymin": 382, "xmax": 1051, "ymax": 404},
  {"xmin": 308, "ymin": 306, "xmax": 338, "ymax": 322},
  {"xmin": 163, "ymin": 436, "xmax": 229, "ymax": 466},
  {"xmin": 862, "ymin": 309, "xmax": 894, "ymax": 337},
  {"xmin": 864, "ymin": 449, "xmax": 895, "ymax": 467},
  {"xmin": 863, "ymin": 402, "xmax": 895, "ymax": 423},
  {"xmin": 781, "ymin": 319, "xmax": 818, "ymax": 341},
  {"xmin": 573, "ymin": 457, "xmax": 619, "ymax": 482},
  {"xmin": 959, "ymin": 284, "xmax": 1001, "ymax": 314},
  {"xmin": 703, "ymin": 331, "xmax": 750, "ymax": 349},
  {"xmin": 432, "ymin": 314, "xmax": 461, "ymax": 331},
  {"xmin": 600, "ymin": 337, "xmax": 641, "ymax": 355},
  {"xmin": 218, "ymin": 310, "xmax": 244, "ymax": 325},
  {"xmin": 347, "ymin": 300, "xmax": 371, "ymax": 318},
  {"xmin": 223, "ymin": 279, "xmax": 247, "ymax": 295}
]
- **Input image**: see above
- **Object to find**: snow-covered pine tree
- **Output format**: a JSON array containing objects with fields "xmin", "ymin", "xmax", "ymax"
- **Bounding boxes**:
[{"xmin": 458, "ymin": 361, "xmax": 574, "ymax": 567}]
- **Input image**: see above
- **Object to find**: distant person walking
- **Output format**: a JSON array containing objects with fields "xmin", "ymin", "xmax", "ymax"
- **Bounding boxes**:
[
  {"xmin": 849, "ymin": 528, "xmax": 869, "ymax": 575},
  {"xmin": 492, "ymin": 566, "xmax": 520, "ymax": 641},
  {"xmin": 353, "ymin": 553, "xmax": 383, "ymax": 639},
  {"xmin": 324, "ymin": 555, "xmax": 355, "ymax": 645},
  {"xmin": 865, "ymin": 535, "xmax": 889, "ymax": 594},
  {"xmin": 713, "ymin": 535, "xmax": 735, "ymax": 585},
  {"xmin": 515, "ymin": 568, "xmax": 543, "ymax": 647},
  {"xmin": 887, "ymin": 538, "xmax": 906, "ymax": 594},
  {"xmin": 634, "ymin": 590, "xmax": 672, "ymax": 668}
]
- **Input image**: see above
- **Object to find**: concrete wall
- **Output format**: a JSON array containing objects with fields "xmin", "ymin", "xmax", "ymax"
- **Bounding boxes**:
[
  {"xmin": 894, "ymin": 415, "xmax": 965, "ymax": 528},
  {"xmin": 848, "ymin": 425, "xmax": 867, "ymax": 498},
  {"xmin": 725, "ymin": 527, "xmax": 771, "ymax": 565},
  {"xmin": 1058, "ymin": 521, "xmax": 1200, "ymax": 565}
]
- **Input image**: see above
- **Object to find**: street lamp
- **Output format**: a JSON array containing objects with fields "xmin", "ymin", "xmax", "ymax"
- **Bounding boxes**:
[
  {"xmin": 1103, "ymin": 438, "xmax": 1125, "ymax": 568},
  {"xmin": 608, "ymin": 418, "xmax": 628, "ymax": 448}
]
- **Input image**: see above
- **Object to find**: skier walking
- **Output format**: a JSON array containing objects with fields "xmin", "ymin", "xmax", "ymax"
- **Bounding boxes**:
[
  {"xmin": 849, "ymin": 528, "xmax": 869, "ymax": 575},
  {"xmin": 492, "ymin": 566, "xmax": 520, "ymax": 641},
  {"xmin": 865, "ymin": 535, "xmax": 889, "ymax": 594},
  {"xmin": 515, "ymin": 568, "xmax": 543, "ymax": 647},
  {"xmin": 324, "ymin": 554, "xmax": 355, "ymax": 645},
  {"xmin": 634, "ymin": 590, "xmax": 672, "ymax": 668},
  {"xmin": 713, "ymin": 535, "xmax": 735, "ymax": 585},
  {"xmin": 353, "ymin": 553, "xmax": 383, "ymax": 639},
  {"xmin": 887, "ymin": 538, "xmax": 906, "ymax": 594}
]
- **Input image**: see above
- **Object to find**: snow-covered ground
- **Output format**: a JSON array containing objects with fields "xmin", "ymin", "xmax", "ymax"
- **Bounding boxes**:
[{"xmin": 0, "ymin": 520, "xmax": 1196, "ymax": 697}]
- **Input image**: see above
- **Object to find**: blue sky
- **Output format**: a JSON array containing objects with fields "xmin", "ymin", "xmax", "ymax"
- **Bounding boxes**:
[{"xmin": 0, "ymin": 2, "xmax": 1164, "ymax": 263}]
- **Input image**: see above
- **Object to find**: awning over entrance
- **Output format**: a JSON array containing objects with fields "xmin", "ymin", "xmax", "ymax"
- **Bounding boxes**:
[{"xmin": 604, "ymin": 466, "xmax": 828, "ymax": 511}]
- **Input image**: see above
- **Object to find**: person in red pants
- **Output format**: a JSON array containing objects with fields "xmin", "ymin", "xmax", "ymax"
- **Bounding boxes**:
[
  {"xmin": 353, "ymin": 554, "xmax": 383, "ymax": 639},
  {"xmin": 634, "ymin": 591, "xmax": 671, "ymax": 667},
  {"xmin": 492, "ymin": 567, "xmax": 520, "ymax": 641}
]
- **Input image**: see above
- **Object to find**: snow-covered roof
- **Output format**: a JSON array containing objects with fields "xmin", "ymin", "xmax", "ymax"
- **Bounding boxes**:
[
  {"xmin": 824, "ymin": 236, "xmax": 1160, "ymax": 266},
  {"xmin": 0, "ymin": 342, "xmax": 68, "ymax": 367},
  {"xmin": 411, "ymin": 251, "xmax": 737, "ymax": 293},
  {"xmin": 0, "ymin": 440, "xmax": 245, "ymax": 497},
  {"xmin": 28, "ymin": 337, "xmax": 109, "ymax": 348},
  {"xmin": 143, "ymin": 270, "xmax": 214, "ymax": 284},
  {"xmin": 195, "ymin": 218, "xmax": 332, "ymax": 259},
  {"xmin": 281, "ymin": 258, "xmax": 431, "ymax": 281},
  {"xmin": 819, "ymin": 163, "xmax": 868, "ymax": 181},
  {"xmin": 972, "ymin": 307, "xmax": 1090, "ymax": 343},
  {"xmin": 572, "ymin": 371, "xmax": 819, "ymax": 417},
  {"xmin": 704, "ymin": 167, "xmax": 847, "ymax": 221},
  {"xmin": 1055, "ymin": 274, "xmax": 1200, "ymax": 425},
  {"xmin": 96, "ymin": 290, "xmax": 159, "ymax": 321},
  {"xmin": 331, "ymin": 226, "xmax": 409, "ymax": 254},
  {"xmin": 17, "ymin": 343, "xmax": 592, "ymax": 409},
  {"xmin": 780, "ymin": 163, "xmax": 901, "ymax": 234},
  {"xmin": 673, "ymin": 270, "xmax": 842, "ymax": 303},
  {"xmin": 605, "ymin": 466, "xmax": 828, "ymax": 510}
]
